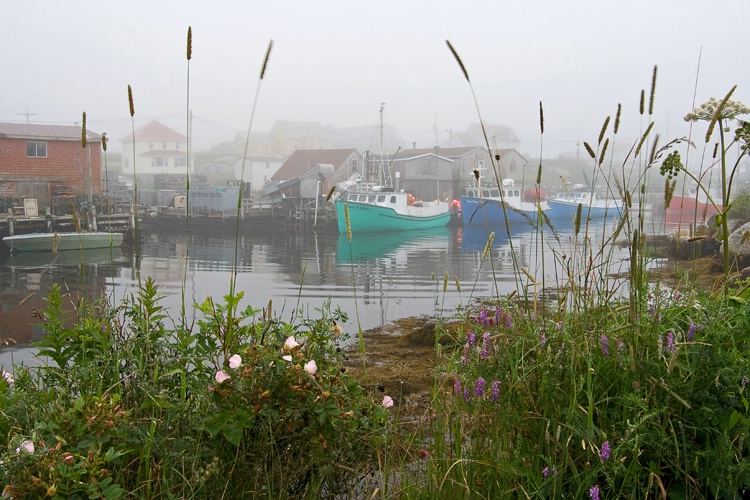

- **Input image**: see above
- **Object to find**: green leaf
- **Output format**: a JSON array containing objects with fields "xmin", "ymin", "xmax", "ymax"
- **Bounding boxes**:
[
  {"xmin": 728, "ymin": 410, "xmax": 742, "ymax": 431},
  {"xmin": 223, "ymin": 422, "xmax": 243, "ymax": 446}
]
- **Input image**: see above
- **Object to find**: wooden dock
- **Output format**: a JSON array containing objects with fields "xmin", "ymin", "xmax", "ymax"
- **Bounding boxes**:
[{"xmin": 0, "ymin": 211, "xmax": 131, "ymax": 239}]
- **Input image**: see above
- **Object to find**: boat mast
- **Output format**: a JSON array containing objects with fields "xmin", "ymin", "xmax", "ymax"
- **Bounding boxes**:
[{"xmin": 379, "ymin": 103, "xmax": 393, "ymax": 189}]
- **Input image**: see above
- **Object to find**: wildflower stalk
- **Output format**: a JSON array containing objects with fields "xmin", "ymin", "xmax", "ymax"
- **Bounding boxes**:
[
  {"xmin": 445, "ymin": 39, "xmax": 524, "ymax": 298},
  {"xmin": 127, "ymin": 84, "xmax": 141, "ymax": 268},
  {"xmin": 232, "ymin": 39, "xmax": 273, "ymax": 310},
  {"xmin": 182, "ymin": 26, "xmax": 192, "ymax": 332}
]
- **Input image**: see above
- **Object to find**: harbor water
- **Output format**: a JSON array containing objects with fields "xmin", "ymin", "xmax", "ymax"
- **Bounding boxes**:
[{"xmin": 0, "ymin": 217, "xmax": 656, "ymax": 367}]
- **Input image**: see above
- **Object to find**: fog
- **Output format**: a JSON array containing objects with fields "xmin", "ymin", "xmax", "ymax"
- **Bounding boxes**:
[{"xmin": 1, "ymin": 0, "xmax": 748, "ymax": 158}]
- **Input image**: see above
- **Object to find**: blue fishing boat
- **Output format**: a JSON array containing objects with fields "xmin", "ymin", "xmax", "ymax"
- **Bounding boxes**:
[
  {"xmin": 547, "ymin": 189, "xmax": 623, "ymax": 221},
  {"xmin": 461, "ymin": 179, "xmax": 549, "ymax": 226}
]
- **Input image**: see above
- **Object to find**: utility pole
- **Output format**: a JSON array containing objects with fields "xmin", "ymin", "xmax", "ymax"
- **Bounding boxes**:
[{"xmin": 18, "ymin": 109, "xmax": 36, "ymax": 124}]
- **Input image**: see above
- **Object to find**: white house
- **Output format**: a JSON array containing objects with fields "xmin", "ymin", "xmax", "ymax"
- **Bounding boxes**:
[{"xmin": 119, "ymin": 120, "xmax": 191, "ymax": 177}]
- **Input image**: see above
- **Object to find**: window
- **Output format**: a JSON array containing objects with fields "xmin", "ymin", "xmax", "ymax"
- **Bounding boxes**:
[
  {"xmin": 176, "ymin": 158, "xmax": 187, "ymax": 167},
  {"xmin": 163, "ymin": 142, "xmax": 167, "ymax": 149},
  {"xmin": 389, "ymin": 196, "xmax": 396, "ymax": 204},
  {"xmin": 149, "ymin": 141, "xmax": 153, "ymax": 149},
  {"xmin": 26, "ymin": 141, "xmax": 47, "ymax": 158},
  {"xmin": 377, "ymin": 195, "xmax": 386, "ymax": 203},
  {"xmin": 151, "ymin": 157, "xmax": 167, "ymax": 167},
  {"xmin": 510, "ymin": 160, "xmax": 517, "ymax": 173},
  {"xmin": 175, "ymin": 142, "xmax": 180, "ymax": 149}
]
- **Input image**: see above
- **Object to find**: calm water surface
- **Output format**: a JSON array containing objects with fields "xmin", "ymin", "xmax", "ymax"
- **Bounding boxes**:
[{"xmin": 0, "ymin": 218, "xmax": 642, "ymax": 366}]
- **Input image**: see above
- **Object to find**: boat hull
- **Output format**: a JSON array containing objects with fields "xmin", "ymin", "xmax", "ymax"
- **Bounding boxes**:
[
  {"xmin": 336, "ymin": 201, "xmax": 450, "ymax": 233},
  {"xmin": 663, "ymin": 197, "xmax": 720, "ymax": 225},
  {"xmin": 460, "ymin": 196, "xmax": 545, "ymax": 226},
  {"xmin": 548, "ymin": 199, "xmax": 623, "ymax": 221},
  {"xmin": 3, "ymin": 232, "xmax": 124, "ymax": 252}
]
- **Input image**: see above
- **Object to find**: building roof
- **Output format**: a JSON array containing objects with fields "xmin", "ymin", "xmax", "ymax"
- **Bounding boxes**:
[
  {"xmin": 120, "ymin": 120, "xmax": 187, "ymax": 142},
  {"xmin": 272, "ymin": 149, "xmax": 358, "ymax": 181},
  {"xmin": 398, "ymin": 146, "xmax": 483, "ymax": 159},
  {"xmin": 0, "ymin": 122, "xmax": 101, "ymax": 141}
]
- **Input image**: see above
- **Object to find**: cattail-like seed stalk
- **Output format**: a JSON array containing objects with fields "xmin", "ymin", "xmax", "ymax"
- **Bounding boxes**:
[
  {"xmin": 344, "ymin": 203, "xmax": 352, "ymax": 242},
  {"xmin": 443, "ymin": 272, "xmax": 449, "ymax": 293},
  {"xmin": 614, "ymin": 104, "xmax": 621, "ymax": 134},
  {"xmin": 482, "ymin": 232, "xmax": 494, "ymax": 259},
  {"xmin": 186, "ymin": 26, "xmax": 192, "ymax": 60},
  {"xmin": 260, "ymin": 40, "xmax": 273, "ymax": 80},
  {"xmin": 598, "ymin": 116, "xmax": 610, "ymax": 145},
  {"xmin": 639, "ymin": 89, "xmax": 645, "ymax": 115},
  {"xmin": 584, "ymin": 142, "xmax": 596, "ymax": 159},
  {"xmin": 664, "ymin": 178, "xmax": 676, "ymax": 209},
  {"xmin": 536, "ymin": 163, "xmax": 542, "ymax": 186},
  {"xmin": 648, "ymin": 66, "xmax": 658, "ymax": 116},
  {"xmin": 539, "ymin": 101, "xmax": 544, "ymax": 134},
  {"xmin": 446, "ymin": 40, "xmax": 470, "ymax": 82},
  {"xmin": 128, "ymin": 85, "xmax": 135, "ymax": 117},
  {"xmin": 634, "ymin": 122, "xmax": 654, "ymax": 157},
  {"xmin": 325, "ymin": 185, "xmax": 336, "ymax": 203},
  {"xmin": 705, "ymin": 86, "xmax": 736, "ymax": 143},
  {"xmin": 81, "ymin": 112, "xmax": 87, "ymax": 148},
  {"xmin": 574, "ymin": 203, "xmax": 582, "ymax": 236},
  {"xmin": 599, "ymin": 138, "xmax": 609, "ymax": 164}
]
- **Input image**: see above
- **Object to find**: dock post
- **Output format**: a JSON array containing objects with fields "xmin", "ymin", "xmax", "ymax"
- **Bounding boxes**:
[
  {"xmin": 91, "ymin": 205, "xmax": 98, "ymax": 232},
  {"xmin": 8, "ymin": 218, "xmax": 14, "ymax": 236}
]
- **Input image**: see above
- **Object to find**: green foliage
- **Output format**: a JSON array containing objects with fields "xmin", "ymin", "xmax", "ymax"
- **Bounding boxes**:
[
  {"xmin": 411, "ymin": 297, "xmax": 750, "ymax": 498},
  {"xmin": 0, "ymin": 284, "xmax": 388, "ymax": 498},
  {"xmin": 728, "ymin": 191, "xmax": 750, "ymax": 222}
]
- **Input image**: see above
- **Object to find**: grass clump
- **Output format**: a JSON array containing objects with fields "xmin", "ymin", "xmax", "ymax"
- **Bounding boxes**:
[{"xmin": 395, "ymin": 289, "xmax": 750, "ymax": 498}]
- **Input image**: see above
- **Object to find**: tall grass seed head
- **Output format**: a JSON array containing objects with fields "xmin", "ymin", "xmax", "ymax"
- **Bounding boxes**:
[
  {"xmin": 344, "ymin": 203, "xmax": 352, "ymax": 241},
  {"xmin": 81, "ymin": 112, "xmax": 87, "ymax": 148},
  {"xmin": 186, "ymin": 26, "xmax": 192, "ymax": 60},
  {"xmin": 482, "ymin": 232, "xmax": 494, "ymax": 259},
  {"xmin": 127, "ymin": 85, "xmax": 135, "ymax": 117}
]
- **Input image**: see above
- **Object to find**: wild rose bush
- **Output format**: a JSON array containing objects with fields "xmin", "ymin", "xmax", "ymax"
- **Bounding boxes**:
[
  {"xmin": 0, "ymin": 280, "xmax": 390, "ymax": 498},
  {"xmin": 421, "ymin": 292, "xmax": 750, "ymax": 498}
]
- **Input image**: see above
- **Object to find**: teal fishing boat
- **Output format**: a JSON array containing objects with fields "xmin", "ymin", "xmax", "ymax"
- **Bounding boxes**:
[
  {"xmin": 336, "ymin": 190, "xmax": 450, "ymax": 233},
  {"xmin": 333, "ymin": 103, "xmax": 449, "ymax": 233}
]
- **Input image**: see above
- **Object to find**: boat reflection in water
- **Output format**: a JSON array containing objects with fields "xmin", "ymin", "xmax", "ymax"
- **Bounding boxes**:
[
  {"xmin": 336, "ymin": 227, "xmax": 452, "ymax": 262},
  {"xmin": 5, "ymin": 247, "xmax": 127, "ymax": 270}
]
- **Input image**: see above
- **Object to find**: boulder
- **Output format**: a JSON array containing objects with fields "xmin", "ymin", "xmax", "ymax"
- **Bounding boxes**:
[{"xmin": 727, "ymin": 222, "xmax": 750, "ymax": 255}]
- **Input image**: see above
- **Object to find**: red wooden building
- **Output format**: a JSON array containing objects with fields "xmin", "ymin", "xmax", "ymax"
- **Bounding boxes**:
[{"xmin": 0, "ymin": 122, "xmax": 102, "ymax": 211}]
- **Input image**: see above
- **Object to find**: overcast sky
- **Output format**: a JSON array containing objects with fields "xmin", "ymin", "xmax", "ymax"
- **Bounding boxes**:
[{"xmin": 1, "ymin": 0, "xmax": 748, "ymax": 158}]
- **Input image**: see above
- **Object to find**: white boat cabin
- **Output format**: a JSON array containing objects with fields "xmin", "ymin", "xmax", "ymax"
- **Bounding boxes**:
[
  {"xmin": 465, "ymin": 186, "xmax": 521, "ymax": 200},
  {"xmin": 346, "ymin": 191, "xmax": 404, "ymax": 208},
  {"xmin": 344, "ymin": 190, "xmax": 443, "ymax": 213},
  {"xmin": 553, "ymin": 191, "xmax": 594, "ymax": 203}
]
